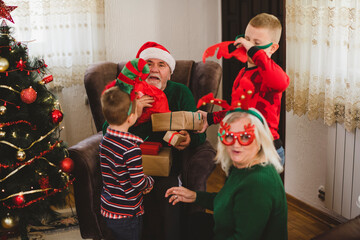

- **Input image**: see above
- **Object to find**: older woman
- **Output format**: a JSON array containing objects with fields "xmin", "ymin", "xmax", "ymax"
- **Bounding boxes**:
[{"xmin": 165, "ymin": 109, "xmax": 287, "ymax": 240}]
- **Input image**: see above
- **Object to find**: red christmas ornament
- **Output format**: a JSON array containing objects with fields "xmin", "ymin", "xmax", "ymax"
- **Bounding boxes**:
[
  {"xmin": 16, "ymin": 58, "xmax": 26, "ymax": 71},
  {"xmin": 40, "ymin": 75, "xmax": 53, "ymax": 85},
  {"xmin": 13, "ymin": 194, "xmax": 25, "ymax": 206},
  {"xmin": 60, "ymin": 157, "xmax": 74, "ymax": 173},
  {"xmin": 50, "ymin": 109, "xmax": 63, "ymax": 124},
  {"xmin": 20, "ymin": 87, "xmax": 37, "ymax": 104},
  {"xmin": 0, "ymin": 1, "xmax": 17, "ymax": 24}
]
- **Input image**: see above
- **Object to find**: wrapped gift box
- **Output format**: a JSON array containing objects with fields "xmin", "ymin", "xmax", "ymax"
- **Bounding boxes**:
[
  {"xmin": 142, "ymin": 147, "xmax": 172, "ymax": 177},
  {"xmin": 163, "ymin": 131, "xmax": 187, "ymax": 147},
  {"xmin": 151, "ymin": 111, "xmax": 203, "ymax": 132},
  {"xmin": 139, "ymin": 142, "xmax": 162, "ymax": 155}
]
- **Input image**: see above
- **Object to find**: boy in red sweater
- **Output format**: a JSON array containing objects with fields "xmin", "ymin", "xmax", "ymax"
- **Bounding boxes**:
[{"xmin": 199, "ymin": 13, "xmax": 289, "ymax": 165}]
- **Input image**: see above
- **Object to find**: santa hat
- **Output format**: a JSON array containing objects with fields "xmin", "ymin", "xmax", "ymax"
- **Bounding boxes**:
[{"xmin": 136, "ymin": 41, "xmax": 176, "ymax": 73}]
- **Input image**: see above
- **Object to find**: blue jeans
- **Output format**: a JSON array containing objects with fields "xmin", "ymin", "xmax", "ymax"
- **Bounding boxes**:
[
  {"xmin": 277, "ymin": 146, "xmax": 285, "ymax": 166},
  {"xmin": 105, "ymin": 215, "xmax": 143, "ymax": 240}
]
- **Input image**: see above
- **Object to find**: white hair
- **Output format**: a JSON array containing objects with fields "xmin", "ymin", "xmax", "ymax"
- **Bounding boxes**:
[{"xmin": 215, "ymin": 109, "xmax": 283, "ymax": 176}]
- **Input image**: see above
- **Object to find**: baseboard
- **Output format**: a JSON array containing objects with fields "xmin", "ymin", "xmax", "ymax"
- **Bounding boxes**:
[{"xmin": 286, "ymin": 194, "xmax": 345, "ymax": 228}]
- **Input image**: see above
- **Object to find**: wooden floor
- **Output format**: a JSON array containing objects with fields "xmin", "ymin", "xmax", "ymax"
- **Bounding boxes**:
[{"xmin": 206, "ymin": 164, "xmax": 333, "ymax": 240}]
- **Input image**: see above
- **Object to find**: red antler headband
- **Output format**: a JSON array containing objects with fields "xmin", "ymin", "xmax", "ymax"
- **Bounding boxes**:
[{"xmin": 197, "ymin": 78, "xmax": 264, "ymax": 124}]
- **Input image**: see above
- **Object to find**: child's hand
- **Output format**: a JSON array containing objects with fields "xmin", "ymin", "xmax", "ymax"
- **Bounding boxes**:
[
  {"xmin": 234, "ymin": 37, "xmax": 254, "ymax": 51},
  {"xmin": 135, "ymin": 94, "xmax": 154, "ymax": 117},
  {"xmin": 143, "ymin": 185, "xmax": 153, "ymax": 195},
  {"xmin": 196, "ymin": 110, "xmax": 208, "ymax": 133}
]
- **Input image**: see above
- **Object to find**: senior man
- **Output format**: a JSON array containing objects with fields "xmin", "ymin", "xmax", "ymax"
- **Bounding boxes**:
[{"xmin": 130, "ymin": 42, "xmax": 206, "ymax": 240}]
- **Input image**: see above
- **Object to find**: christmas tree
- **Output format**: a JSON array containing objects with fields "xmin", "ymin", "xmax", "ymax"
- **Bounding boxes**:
[{"xmin": 0, "ymin": 1, "xmax": 74, "ymax": 239}]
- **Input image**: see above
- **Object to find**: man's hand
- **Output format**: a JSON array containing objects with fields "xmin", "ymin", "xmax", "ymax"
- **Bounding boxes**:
[
  {"xmin": 234, "ymin": 36, "xmax": 254, "ymax": 51},
  {"xmin": 174, "ymin": 130, "xmax": 190, "ymax": 151},
  {"xmin": 135, "ymin": 95, "xmax": 154, "ymax": 117},
  {"xmin": 196, "ymin": 110, "xmax": 209, "ymax": 133}
]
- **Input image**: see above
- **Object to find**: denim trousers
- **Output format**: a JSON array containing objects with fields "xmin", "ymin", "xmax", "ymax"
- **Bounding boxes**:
[
  {"xmin": 277, "ymin": 146, "xmax": 285, "ymax": 166},
  {"xmin": 105, "ymin": 215, "xmax": 143, "ymax": 240}
]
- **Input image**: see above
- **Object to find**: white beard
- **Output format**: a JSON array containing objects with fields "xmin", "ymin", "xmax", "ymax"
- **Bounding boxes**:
[{"xmin": 146, "ymin": 74, "xmax": 162, "ymax": 89}]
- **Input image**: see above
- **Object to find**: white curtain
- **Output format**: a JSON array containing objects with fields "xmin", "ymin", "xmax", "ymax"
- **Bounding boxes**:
[
  {"xmin": 7, "ymin": 0, "xmax": 105, "ymax": 89},
  {"xmin": 286, "ymin": 0, "xmax": 360, "ymax": 132}
]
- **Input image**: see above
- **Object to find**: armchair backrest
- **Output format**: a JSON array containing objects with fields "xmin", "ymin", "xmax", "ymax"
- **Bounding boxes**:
[{"xmin": 84, "ymin": 60, "xmax": 222, "ymax": 132}]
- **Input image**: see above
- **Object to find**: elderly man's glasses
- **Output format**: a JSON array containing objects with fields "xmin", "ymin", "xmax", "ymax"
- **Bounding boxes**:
[{"xmin": 218, "ymin": 121, "xmax": 255, "ymax": 146}]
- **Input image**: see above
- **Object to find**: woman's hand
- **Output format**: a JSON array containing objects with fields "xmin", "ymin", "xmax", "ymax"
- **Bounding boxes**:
[{"xmin": 165, "ymin": 186, "xmax": 197, "ymax": 205}]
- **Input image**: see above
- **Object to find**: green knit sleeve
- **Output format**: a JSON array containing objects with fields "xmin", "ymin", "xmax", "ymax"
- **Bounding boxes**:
[{"xmin": 195, "ymin": 191, "xmax": 217, "ymax": 211}]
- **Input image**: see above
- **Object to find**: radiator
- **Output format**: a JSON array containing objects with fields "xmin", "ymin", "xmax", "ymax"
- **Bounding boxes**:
[{"xmin": 325, "ymin": 123, "xmax": 360, "ymax": 219}]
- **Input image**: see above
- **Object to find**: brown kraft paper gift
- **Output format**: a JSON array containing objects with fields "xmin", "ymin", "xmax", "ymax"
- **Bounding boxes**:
[
  {"xmin": 142, "ymin": 147, "xmax": 172, "ymax": 177},
  {"xmin": 163, "ymin": 131, "xmax": 187, "ymax": 147},
  {"xmin": 151, "ymin": 111, "xmax": 203, "ymax": 132}
]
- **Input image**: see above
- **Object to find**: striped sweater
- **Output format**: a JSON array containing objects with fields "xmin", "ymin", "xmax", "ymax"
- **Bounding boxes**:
[{"xmin": 100, "ymin": 128, "xmax": 154, "ymax": 219}]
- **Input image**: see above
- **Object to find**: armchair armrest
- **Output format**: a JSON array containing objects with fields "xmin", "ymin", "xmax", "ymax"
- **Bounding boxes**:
[{"xmin": 68, "ymin": 132, "xmax": 113, "ymax": 239}]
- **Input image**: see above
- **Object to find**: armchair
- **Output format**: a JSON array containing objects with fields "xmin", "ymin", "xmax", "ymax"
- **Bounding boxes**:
[{"xmin": 68, "ymin": 60, "xmax": 222, "ymax": 239}]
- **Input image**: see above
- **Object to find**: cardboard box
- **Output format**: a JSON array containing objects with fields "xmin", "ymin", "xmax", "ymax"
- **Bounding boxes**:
[
  {"xmin": 142, "ymin": 147, "xmax": 172, "ymax": 177},
  {"xmin": 163, "ymin": 131, "xmax": 187, "ymax": 147},
  {"xmin": 151, "ymin": 111, "xmax": 204, "ymax": 132}
]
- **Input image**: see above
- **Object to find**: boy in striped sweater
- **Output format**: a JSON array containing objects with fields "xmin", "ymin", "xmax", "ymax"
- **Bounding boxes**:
[{"xmin": 100, "ymin": 85, "xmax": 154, "ymax": 240}]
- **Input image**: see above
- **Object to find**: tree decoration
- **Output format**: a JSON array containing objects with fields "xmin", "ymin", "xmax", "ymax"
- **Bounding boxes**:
[
  {"xmin": 16, "ymin": 150, "xmax": 26, "ymax": 161},
  {"xmin": 0, "ymin": 5, "xmax": 74, "ymax": 239},
  {"xmin": 0, "ymin": 105, "xmax": 6, "ymax": 115},
  {"xmin": 1, "ymin": 213, "xmax": 19, "ymax": 229},
  {"xmin": 0, "ymin": 56, "xmax": 9, "ymax": 72},
  {"xmin": 20, "ymin": 87, "xmax": 37, "ymax": 104},
  {"xmin": 16, "ymin": 58, "xmax": 26, "ymax": 71},
  {"xmin": 40, "ymin": 74, "xmax": 53, "ymax": 85},
  {"xmin": 13, "ymin": 194, "xmax": 25, "ymax": 206},
  {"xmin": 60, "ymin": 157, "xmax": 74, "ymax": 173},
  {"xmin": 0, "ymin": 0, "xmax": 17, "ymax": 24},
  {"xmin": 50, "ymin": 109, "xmax": 63, "ymax": 124}
]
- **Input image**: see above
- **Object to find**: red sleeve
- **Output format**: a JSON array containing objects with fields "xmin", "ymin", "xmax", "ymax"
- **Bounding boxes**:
[
  {"xmin": 212, "ymin": 110, "xmax": 227, "ymax": 124},
  {"xmin": 251, "ymin": 49, "xmax": 289, "ymax": 92}
]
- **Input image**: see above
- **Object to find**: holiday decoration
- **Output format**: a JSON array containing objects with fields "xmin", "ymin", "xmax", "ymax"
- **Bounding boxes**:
[
  {"xmin": 60, "ymin": 157, "xmax": 74, "ymax": 173},
  {"xmin": 16, "ymin": 150, "xmax": 26, "ymax": 161},
  {"xmin": 20, "ymin": 87, "xmax": 37, "ymax": 104},
  {"xmin": 1, "ymin": 213, "xmax": 19, "ymax": 229},
  {"xmin": 13, "ymin": 194, "xmax": 25, "ymax": 206},
  {"xmin": 0, "ymin": 6, "xmax": 74, "ymax": 239},
  {"xmin": 50, "ymin": 109, "xmax": 63, "ymax": 124},
  {"xmin": 202, "ymin": 41, "xmax": 247, "ymax": 63},
  {"xmin": 0, "ymin": 56, "xmax": 9, "ymax": 72},
  {"xmin": 0, "ymin": 105, "xmax": 6, "ymax": 115},
  {"xmin": 163, "ymin": 131, "xmax": 187, "ymax": 147},
  {"xmin": 0, "ymin": 0, "xmax": 17, "ymax": 23}
]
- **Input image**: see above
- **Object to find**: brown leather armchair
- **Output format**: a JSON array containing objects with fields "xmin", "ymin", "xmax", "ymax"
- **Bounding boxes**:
[{"xmin": 68, "ymin": 60, "xmax": 222, "ymax": 239}]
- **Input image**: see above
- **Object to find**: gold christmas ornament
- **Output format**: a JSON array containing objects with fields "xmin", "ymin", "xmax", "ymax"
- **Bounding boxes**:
[
  {"xmin": 0, "ymin": 105, "xmax": 6, "ymax": 115},
  {"xmin": 16, "ymin": 150, "xmax": 26, "ymax": 161},
  {"xmin": 0, "ymin": 131, "xmax": 5, "ymax": 138},
  {"xmin": 1, "ymin": 214, "xmax": 19, "ymax": 229},
  {"xmin": 0, "ymin": 57, "xmax": 9, "ymax": 72}
]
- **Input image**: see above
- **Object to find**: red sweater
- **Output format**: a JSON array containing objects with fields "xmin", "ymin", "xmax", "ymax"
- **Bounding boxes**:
[{"xmin": 210, "ymin": 47, "xmax": 289, "ymax": 140}]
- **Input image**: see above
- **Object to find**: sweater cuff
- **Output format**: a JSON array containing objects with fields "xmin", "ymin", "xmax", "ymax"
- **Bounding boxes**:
[{"xmin": 247, "ymin": 46, "xmax": 260, "ymax": 59}]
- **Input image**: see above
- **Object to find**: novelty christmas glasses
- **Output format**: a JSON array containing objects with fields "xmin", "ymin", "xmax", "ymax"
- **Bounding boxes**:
[{"xmin": 218, "ymin": 121, "xmax": 255, "ymax": 146}]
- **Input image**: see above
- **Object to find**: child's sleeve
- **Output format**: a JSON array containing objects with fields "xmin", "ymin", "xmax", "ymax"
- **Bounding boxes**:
[
  {"xmin": 247, "ymin": 46, "xmax": 289, "ymax": 92},
  {"xmin": 125, "ymin": 146, "xmax": 154, "ymax": 191}
]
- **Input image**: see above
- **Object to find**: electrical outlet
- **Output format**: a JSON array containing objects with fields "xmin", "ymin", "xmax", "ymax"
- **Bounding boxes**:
[{"xmin": 318, "ymin": 185, "xmax": 325, "ymax": 201}]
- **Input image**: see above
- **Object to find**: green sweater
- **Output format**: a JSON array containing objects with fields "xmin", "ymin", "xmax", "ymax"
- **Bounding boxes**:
[{"xmin": 196, "ymin": 164, "xmax": 288, "ymax": 240}]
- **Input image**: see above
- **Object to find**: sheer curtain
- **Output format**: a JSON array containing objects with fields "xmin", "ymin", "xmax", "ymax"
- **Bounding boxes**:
[
  {"xmin": 286, "ymin": 0, "xmax": 360, "ymax": 132},
  {"xmin": 7, "ymin": 0, "xmax": 105, "ymax": 89}
]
